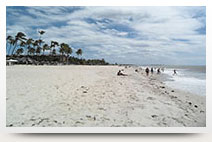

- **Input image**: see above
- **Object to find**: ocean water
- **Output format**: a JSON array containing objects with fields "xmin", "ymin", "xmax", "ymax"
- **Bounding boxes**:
[{"xmin": 161, "ymin": 65, "xmax": 206, "ymax": 96}]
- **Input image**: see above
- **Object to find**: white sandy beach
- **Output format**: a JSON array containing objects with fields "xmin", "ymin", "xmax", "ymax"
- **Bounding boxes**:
[{"xmin": 6, "ymin": 65, "xmax": 206, "ymax": 127}]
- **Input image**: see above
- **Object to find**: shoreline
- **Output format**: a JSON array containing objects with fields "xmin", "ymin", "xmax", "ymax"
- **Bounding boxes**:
[{"xmin": 6, "ymin": 65, "xmax": 206, "ymax": 127}]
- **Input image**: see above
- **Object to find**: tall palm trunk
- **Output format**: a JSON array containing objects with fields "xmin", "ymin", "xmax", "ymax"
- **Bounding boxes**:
[
  {"xmin": 11, "ymin": 42, "xmax": 18, "ymax": 55},
  {"xmin": 8, "ymin": 44, "xmax": 12, "ymax": 55},
  {"xmin": 24, "ymin": 46, "xmax": 27, "ymax": 56},
  {"xmin": 6, "ymin": 43, "xmax": 9, "ymax": 55}
]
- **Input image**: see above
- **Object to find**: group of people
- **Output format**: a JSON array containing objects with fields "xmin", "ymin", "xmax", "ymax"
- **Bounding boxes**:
[
  {"xmin": 145, "ymin": 67, "xmax": 177, "ymax": 76},
  {"xmin": 117, "ymin": 66, "xmax": 177, "ymax": 77},
  {"xmin": 145, "ymin": 67, "xmax": 163, "ymax": 76}
]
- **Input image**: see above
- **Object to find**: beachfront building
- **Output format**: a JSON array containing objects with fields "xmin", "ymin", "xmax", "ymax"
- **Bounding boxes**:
[{"xmin": 6, "ymin": 59, "xmax": 18, "ymax": 66}]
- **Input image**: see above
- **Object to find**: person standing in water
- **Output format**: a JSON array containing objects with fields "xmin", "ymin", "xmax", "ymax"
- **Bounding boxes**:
[
  {"xmin": 173, "ymin": 69, "xmax": 177, "ymax": 75},
  {"xmin": 151, "ymin": 67, "xmax": 154, "ymax": 74},
  {"xmin": 157, "ymin": 68, "xmax": 161, "ymax": 74},
  {"xmin": 145, "ymin": 67, "xmax": 149, "ymax": 76}
]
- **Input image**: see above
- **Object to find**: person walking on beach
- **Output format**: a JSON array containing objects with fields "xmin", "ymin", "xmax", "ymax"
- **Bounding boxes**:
[
  {"xmin": 145, "ymin": 67, "xmax": 149, "ymax": 76},
  {"xmin": 151, "ymin": 67, "xmax": 154, "ymax": 74}
]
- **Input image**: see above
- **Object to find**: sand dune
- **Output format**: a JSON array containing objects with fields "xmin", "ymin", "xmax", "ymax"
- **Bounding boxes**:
[{"xmin": 6, "ymin": 65, "xmax": 206, "ymax": 127}]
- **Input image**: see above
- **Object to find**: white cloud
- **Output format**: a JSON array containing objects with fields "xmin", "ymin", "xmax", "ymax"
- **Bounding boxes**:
[{"xmin": 6, "ymin": 6, "xmax": 206, "ymax": 65}]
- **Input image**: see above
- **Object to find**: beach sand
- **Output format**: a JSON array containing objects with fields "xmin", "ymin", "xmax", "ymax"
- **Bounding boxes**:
[{"xmin": 6, "ymin": 65, "xmax": 206, "ymax": 127}]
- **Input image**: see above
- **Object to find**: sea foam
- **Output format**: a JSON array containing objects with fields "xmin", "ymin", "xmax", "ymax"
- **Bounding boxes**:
[{"xmin": 163, "ymin": 68, "xmax": 206, "ymax": 96}]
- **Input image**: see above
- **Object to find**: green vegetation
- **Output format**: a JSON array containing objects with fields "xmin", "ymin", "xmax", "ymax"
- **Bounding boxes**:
[{"xmin": 6, "ymin": 31, "xmax": 109, "ymax": 65}]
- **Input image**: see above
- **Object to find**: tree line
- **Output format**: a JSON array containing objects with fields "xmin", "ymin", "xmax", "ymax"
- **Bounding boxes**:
[
  {"xmin": 6, "ymin": 30, "xmax": 109, "ymax": 65},
  {"xmin": 6, "ymin": 31, "xmax": 82, "ymax": 57}
]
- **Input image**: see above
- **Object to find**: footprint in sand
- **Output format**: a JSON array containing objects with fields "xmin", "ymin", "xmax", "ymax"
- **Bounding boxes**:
[
  {"xmin": 55, "ymin": 85, "xmax": 59, "ymax": 89},
  {"xmin": 188, "ymin": 102, "xmax": 192, "ymax": 105},
  {"xmin": 98, "ymin": 107, "xmax": 106, "ymax": 111},
  {"xmin": 151, "ymin": 115, "xmax": 158, "ymax": 118},
  {"xmin": 170, "ymin": 96, "xmax": 177, "ymax": 99},
  {"xmin": 80, "ymin": 86, "xmax": 89, "ymax": 93},
  {"xmin": 86, "ymin": 115, "xmax": 96, "ymax": 121},
  {"xmin": 147, "ymin": 97, "xmax": 156, "ymax": 100},
  {"xmin": 7, "ymin": 124, "xmax": 13, "ymax": 127},
  {"xmin": 75, "ymin": 121, "xmax": 84, "ymax": 124},
  {"xmin": 165, "ymin": 91, "xmax": 169, "ymax": 94}
]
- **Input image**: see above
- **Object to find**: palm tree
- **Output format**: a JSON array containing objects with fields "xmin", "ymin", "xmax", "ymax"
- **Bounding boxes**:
[
  {"xmin": 65, "ymin": 44, "xmax": 72, "ymax": 64},
  {"xmin": 37, "ymin": 39, "xmax": 44, "ymax": 54},
  {"xmin": 42, "ymin": 44, "xmax": 49, "ymax": 55},
  {"xmin": 50, "ymin": 41, "xmax": 55, "ymax": 55},
  {"xmin": 11, "ymin": 32, "xmax": 26, "ymax": 55},
  {"xmin": 76, "ymin": 48, "xmax": 82, "ymax": 58},
  {"xmin": 38, "ymin": 30, "xmax": 45, "ymax": 39},
  {"xmin": 19, "ymin": 40, "xmax": 26, "ymax": 55},
  {"xmin": 6, "ymin": 35, "xmax": 15, "ymax": 55},
  {"xmin": 36, "ymin": 46, "xmax": 42, "ymax": 55},
  {"xmin": 16, "ymin": 48, "xmax": 24, "ymax": 56},
  {"xmin": 60, "ymin": 43, "xmax": 72, "ymax": 63},
  {"xmin": 6, "ymin": 35, "xmax": 12, "ymax": 41},
  {"xmin": 54, "ymin": 41, "xmax": 59, "ymax": 47},
  {"xmin": 65, "ymin": 45, "xmax": 72, "ymax": 56},
  {"xmin": 52, "ymin": 49, "xmax": 56, "ymax": 55},
  {"xmin": 60, "ymin": 43, "xmax": 72, "ymax": 55},
  {"xmin": 50, "ymin": 41, "xmax": 59, "ymax": 55},
  {"xmin": 26, "ymin": 38, "xmax": 34, "ymax": 56},
  {"xmin": 38, "ymin": 30, "xmax": 45, "ymax": 54},
  {"xmin": 28, "ymin": 48, "xmax": 35, "ymax": 55},
  {"xmin": 33, "ymin": 40, "xmax": 39, "ymax": 55},
  {"xmin": 6, "ymin": 36, "xmax": 11, "ymax": 55},
  {"xmin": 53, "ymin": 41, "xmax": 59, "ymax": 55},
  {"xmin": 59, "ymin": 44, "xmax": 65, "ymax": 56}
]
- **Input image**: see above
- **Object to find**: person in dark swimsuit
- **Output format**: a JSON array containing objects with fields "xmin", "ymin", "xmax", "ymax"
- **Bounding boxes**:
[
  {"xmin": 157, "ymin": 68, "xmax": 161, "ymax": 74},
  {"xmin": 151, "ymin": 67, "xmax": 154, "ymax": 74},
  {"xmin": 145, "ymin": 67, "xmax": 149, "ymax": 76},
  {"xmin": 117, "ymin": 70, "xmax": 127, "ymax": 76},
  {"xmin": 173, "ymin": 69, "xmax": 177, "ymax": 75}
]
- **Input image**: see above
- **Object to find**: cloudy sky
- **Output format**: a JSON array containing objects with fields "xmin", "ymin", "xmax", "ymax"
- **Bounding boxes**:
[{"xmin": 6, "ymin": 6, "xmax": 206, "ymax": 65}]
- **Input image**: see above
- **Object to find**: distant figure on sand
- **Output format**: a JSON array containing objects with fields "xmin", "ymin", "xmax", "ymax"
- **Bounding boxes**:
[
  {"xmin": 151, "ymin": 68, "xmax": 154, "ymax": 74},
  {"xmin": 157, "ymin": 68, "xmax": 161, "ymax": 74},
  {"xmin": 145, "ymin": 67, "xmax": 149, "ymax": 76},
  {"xmin": 135, "ymin": 69, "xmax": 139, "ymax": 72},
  {"xmin": 173, "ymin": 69, "xmax": 177, "ymax": 75},
  {"xmin": 117, "ymin": 70, "xmax": 127, "ymax": 76}
]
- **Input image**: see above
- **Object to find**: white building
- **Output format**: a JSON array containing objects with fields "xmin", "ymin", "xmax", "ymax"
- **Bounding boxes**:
[{"xmin": 6, "ymin": 59, "xmax": 18, "ymax": 66}]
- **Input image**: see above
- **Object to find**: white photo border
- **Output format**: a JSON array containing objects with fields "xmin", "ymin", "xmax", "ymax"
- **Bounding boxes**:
[{"xmin": 0, "ymin": 0, "xmax": 211, "ymax": 133}]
